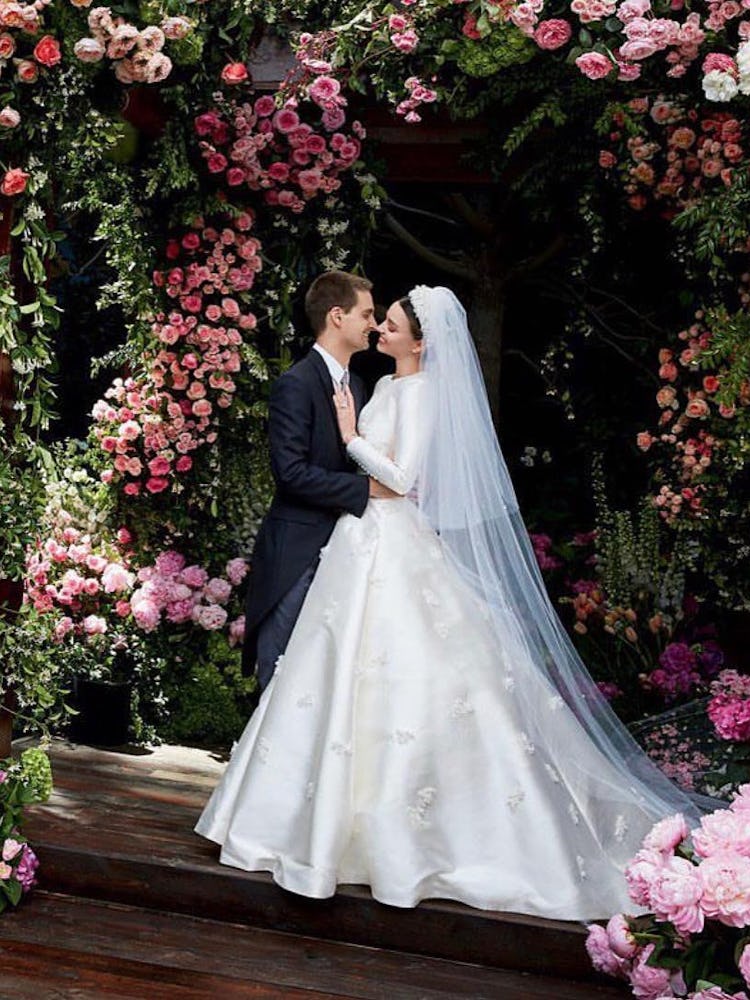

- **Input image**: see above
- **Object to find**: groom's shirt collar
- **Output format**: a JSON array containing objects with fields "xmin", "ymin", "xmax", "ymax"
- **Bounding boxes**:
[{"xmin": 313, "ymin": 343, "xmax": 347, "ymax": 385}]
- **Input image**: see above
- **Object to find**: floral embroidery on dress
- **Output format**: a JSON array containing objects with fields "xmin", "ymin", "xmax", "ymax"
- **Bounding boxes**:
[
  {"xmin": 544, "ymin": 763, "xmax": 561, "ymax": 783},
  {"xmin": 256, "ymin": 738, "xmax": 271, "ymax": 763},
  {"xmin": 305, "ymin": 781, "xmax": 315, "ymax": 801},
  {"xmin": 331, "ymin": 741, "xmax": 353, "ymax": 756},
  {"xmin": 548, "ymin": 694, "xmax": 564, "ymax": 711},
  {"xmin": 450, "ymin": 697, "xmax": 474, "ymax": 719},
  {"xmin": 502, "ymin": 674, "xmax": 516, "ymax": 692},
  {"xmin": 408, "ymin": 786, "xmax": 437, "ymax": 828},
  {"xmin": 297, "ymin": 693, "xmax": 313, "ymax": 708},
  {"xmin": 434, "ymin": 620, "xmax": 450, "ymax": 639},
  {"xmin": 391, "ymin": 729, "xmax": 416, "ymax": 744},
  {"xmin": 568, "ymin": 801, "xmax": 581, "ymax": 825},
  {"xmin": 322, "ymin": 600, "xmax": 339, "ymax": 625},
  {"xmin": 576, "ymin": 855, "xmax": 588, "ymax": 880},
  {"xmin": 507, "ymin": 789, "xmax": 525, "ymax": 812},
  {"xmin": 422, "ymin": 587, "xmax": 440, "ymax": 607},
  {"xmin": 614, "ymin": 815, "xmax": 629, "ymax": 842},
  {"xmin": 520, "ymin": 732, "xmax": 536, "ymax": 755}
]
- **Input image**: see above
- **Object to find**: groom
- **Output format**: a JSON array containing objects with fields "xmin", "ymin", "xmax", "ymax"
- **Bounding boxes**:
[{"xmin": 241, "ymin": 270, "xmax": 392, "ymax": 690}]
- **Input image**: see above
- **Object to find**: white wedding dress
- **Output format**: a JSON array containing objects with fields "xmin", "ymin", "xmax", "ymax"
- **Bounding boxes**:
[{"xmin": 195, "ymin": 371, "xmax": 668, "ymax": 920}]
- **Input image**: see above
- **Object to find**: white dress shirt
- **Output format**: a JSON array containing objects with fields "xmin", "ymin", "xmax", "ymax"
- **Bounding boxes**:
[{"xmin": 313, "ymin": 343, "xmax": 348, "ymax": 387}]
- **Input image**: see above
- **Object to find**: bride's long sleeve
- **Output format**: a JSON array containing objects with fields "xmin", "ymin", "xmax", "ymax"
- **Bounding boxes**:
[{"xmin": 346, "ymin": 379, "xmax": 425, "ymax": 495}]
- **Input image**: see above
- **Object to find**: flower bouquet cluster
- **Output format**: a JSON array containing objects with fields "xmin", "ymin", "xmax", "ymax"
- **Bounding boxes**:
[
  {"xmin": 599, "ymin": 97, "xmax": 745, "ymax": 216},
  {"xmin": 587, "ymin": 789, "xmax": 750, "ymax": 999},
  {"xmin": 92, "ymin": 213, "xmax": 260, "ymax": 497},
  {"xmin": 0, "ymin": 747, "xmax": 51, "ymax": 914},
  {"xmin": 130, "ymin": 549, "xmax": 246, "ymax": 642},
  {"xmin": 72, "ymin": 5, "xmax": 191, "ymax": 84},
  {"xmin": 708, "ymin": 671, "xmax": 750, "ymax": 743},
  {"xmin": 196, "ymin": 90, "xmax": 364, "ymax": 213},
  {"xmin": 24, "ymin": 523, "xmax": 135, "ymax": 636}
]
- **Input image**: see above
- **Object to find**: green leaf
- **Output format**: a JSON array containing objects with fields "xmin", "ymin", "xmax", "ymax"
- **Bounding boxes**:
[{"xmin": 19, "ymin": 301, "xmax": 40, "ymax": 315}]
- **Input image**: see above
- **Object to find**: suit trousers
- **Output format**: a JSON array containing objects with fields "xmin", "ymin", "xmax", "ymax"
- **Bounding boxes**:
[{"xmin": 255, "ymin": 557, "xmax": 319, "ymax": 691}]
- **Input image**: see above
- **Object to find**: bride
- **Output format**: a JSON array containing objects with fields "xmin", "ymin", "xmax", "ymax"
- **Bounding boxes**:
[{"xmin": 196, "ymin": 285, "xmax": 705, "ymax": 920}]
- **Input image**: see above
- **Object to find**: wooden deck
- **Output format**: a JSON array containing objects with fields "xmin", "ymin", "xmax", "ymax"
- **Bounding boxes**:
[{"xmin": 0, "ymin": 739, "xmax": 629, "ymax": 998}]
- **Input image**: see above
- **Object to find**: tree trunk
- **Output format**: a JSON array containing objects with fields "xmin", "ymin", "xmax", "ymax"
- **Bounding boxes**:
[{"xmin": 467, "ymin": 275, "xmax": 506, "ymax": 428}]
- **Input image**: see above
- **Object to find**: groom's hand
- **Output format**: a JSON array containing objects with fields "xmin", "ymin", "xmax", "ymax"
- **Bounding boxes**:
[{"xmin": 369, "ymin": 478, "xmax": 399, "ymax": 499}]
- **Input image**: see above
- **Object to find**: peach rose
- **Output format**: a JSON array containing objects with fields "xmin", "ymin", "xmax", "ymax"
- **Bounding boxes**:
[
  {"xmin": 16, "ymin": 60, "xmax": 39, "ymax": 84},
  {"xmin": 0, "ymin": 33, "xmax": 15, "ymax": 59},
  {"xmin": 685, "ymin": 397, "xmax": 709, "ymax": 418},
  {"xmin": 1, "ymin": 167, "xmax": 29, "ymax": 196},
  {"xmin": 221, "ymin": 62, "xmax": 249, "ymax": 84}
]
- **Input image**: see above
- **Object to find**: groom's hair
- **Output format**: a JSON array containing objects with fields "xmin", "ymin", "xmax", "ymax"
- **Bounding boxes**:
[{"xmin": 305, "ymin": 271, "xmax": 373, "ymax": 334}]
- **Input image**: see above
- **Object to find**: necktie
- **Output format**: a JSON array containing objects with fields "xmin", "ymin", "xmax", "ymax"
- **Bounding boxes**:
[{"xmin": 339, "ymin": 369, "xmax": 349, "ymax": 393}]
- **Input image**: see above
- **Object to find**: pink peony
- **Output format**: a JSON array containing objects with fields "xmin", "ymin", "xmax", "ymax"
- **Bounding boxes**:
[
  {"xmin": 693, "ymin": 809, "xmax": 750, "ymax": 858},
  {"xmin": 101, "ymin": 563, "xmax": 135, "ymax": 594},
  {"xmin": 699, "ymin": 853, "xmax": 750, "ymax": 927},
  {"xmin": 739, "ymin": 944, "xmax": 750, "ymax": 988},
  {"xmin": 307, "ymin": 76, "xmax": 341, "ymax": 104},
  {"xmin": 192, "ymin": 603, "xmax": 228, "ymax": 630},
  {"xmin": 204, "ymin": 577, "xmax": 232, "ymax": 605},
  {"xmin": 643, "ymin": 813, "xmax": 689, "ymax": 854},
  {"xmin": 585, "ymin": 923, "xmax": 626, "ymax": 976},
  {"xmin": 628, "ymin": 944, "xmax": 673, "ymax": 999},
  {"xmin": 228, "ymin": 615, "xmax": 245, "ymax": 647},
  {"xmin": 575, "ymin": 52, "xmax": 614, "ymax": 79},
  {"xmin": 625, "ymin": 847, "xmax": 667, "ymax": 906},
  {"xmin": 533, "ymin": 19, "xmax": 572, "ymax": 49},
  {"xmin": 225, "ymin": 557, "xmax": 248, "ymax": 586},
  {"xmin": 649, "ymin": 855, "xmax": 704, "ymax": 935},
  {"xmin": 606, "ymin": 913, "xmax": 638, "ymax": 958}
]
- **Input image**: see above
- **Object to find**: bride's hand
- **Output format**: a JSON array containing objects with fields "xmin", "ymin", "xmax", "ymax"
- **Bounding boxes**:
[{"xmin": 333, "ymin": 385, "xmax": 358, "ymax": 444}]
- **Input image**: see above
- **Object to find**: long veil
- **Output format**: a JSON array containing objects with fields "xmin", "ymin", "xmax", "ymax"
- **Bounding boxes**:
[{"xmin": 410, "ymin": 284, "xmax": 713, "ymax": 828}]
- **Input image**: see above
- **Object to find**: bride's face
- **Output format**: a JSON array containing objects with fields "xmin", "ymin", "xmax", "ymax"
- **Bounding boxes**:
[{"xmin": 377, "ymin": 301, "xmax": 422, "ymax": 361}]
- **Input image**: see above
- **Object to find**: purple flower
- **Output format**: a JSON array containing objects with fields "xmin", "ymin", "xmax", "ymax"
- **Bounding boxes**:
[{"xmin": 16, "ymin": 844, "xmax": 39, "ymax": 892}]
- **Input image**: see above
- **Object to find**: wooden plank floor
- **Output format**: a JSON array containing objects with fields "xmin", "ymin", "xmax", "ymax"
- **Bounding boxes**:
[
  {"xmin": 0, "ymin": 891, "xmax": 628, "ymax": 999},
  {"xmin": 4, "ymin": 738, "xmax": 629, "ymax": 998}
]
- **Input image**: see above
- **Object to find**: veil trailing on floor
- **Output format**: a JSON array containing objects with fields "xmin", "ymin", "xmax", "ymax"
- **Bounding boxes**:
[{"xmin": 408, "ymin": 284, "xmax": 713, "ymax": 827}]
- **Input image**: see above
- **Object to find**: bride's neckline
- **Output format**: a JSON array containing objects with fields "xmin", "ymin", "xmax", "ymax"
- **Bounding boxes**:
[{"xmin": 389, "ymin": 371, "xmax": 424, "ymax": 381}]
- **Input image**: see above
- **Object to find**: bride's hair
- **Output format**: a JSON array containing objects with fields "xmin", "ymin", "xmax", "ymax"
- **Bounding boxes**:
[{"xmin": 399, "ymin": 296, "xmax": 423, "ymax": 340}]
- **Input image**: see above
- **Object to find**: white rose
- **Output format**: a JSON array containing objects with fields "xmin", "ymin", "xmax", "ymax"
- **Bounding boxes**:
[
  {"xmin": 73, "ymin": 37, "xmax": 105, "ymax": 63},
  {"xmin": 702, "ymin": 69, "xmax": 739, "ymax": 102}
]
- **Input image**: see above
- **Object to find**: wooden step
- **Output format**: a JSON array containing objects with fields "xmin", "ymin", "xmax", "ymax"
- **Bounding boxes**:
[
  {"xmin": 21, "ymin": 739, "xmax": 623, "ymax": 989},
  {"xmin": 0, "ymin": 891, "xmax": 627, "ymax": 999}
]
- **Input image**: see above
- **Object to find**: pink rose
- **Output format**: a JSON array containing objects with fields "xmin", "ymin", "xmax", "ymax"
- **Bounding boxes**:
[
  {"xmin": 575, "ymin": 52, "xmax": 614, "ymax": 79},
  {"xmin": 207, "ymin": 152, "xmax": 227, "ymax": 174},
  {"xmin": 221, "ymin": 62, "xmax": 248, "ymax": 84},
  {"xmin": 2, "ymin": 838, "xmax": 23, "ymax": 862},
  {"xmin": 619, "ymin": 38, "xmax": 659, "ymax": 60},
  {"xmin": 254, "ymin": 96, "xmax": 275, "ymax": 117},
  {"xmin": 204, "ymin": 577, "xmax": 232, "ymax": 605},
  {"xmin": 617, "ymin": 0, "xmax": 651, "ymax": 20},
  {"xmin": 33, "ymin": 35, "xmax": 62, "ymax": 68},
  {"xmin": 739, "ymin": 944, "xmax": 750, "ymax": 988},
  {"xmin": 0, "ymin": 107, "xmax": 20, "ymax": 128},
  {"xmin": 391, "ymin": 29, "xmax": 419, "ymax": 52},
  {"xmin": 101, "ymin": 563, "xmax": 135, "ymax": 594},
  {"xmin": 83, "ymin": 614, "xmax": 107, "ymax": 635},
  {"xmin": 146, "ymin": 477, "xmax": 169, "ymax": 494},
  {"xmin": 273, "ymin": 108, "xmax": 300, "ymax": 133},
  {"xmin": 534, "ymin": 19, "xmax": 572, "ymax": 49},
  {"xmin": 181, "ymin": 565, "xmax": 208, "ymax": 589},
  {"xmin": 307, "ymin": 76, "xmax": 341, "ymax": 105},
  {"xmin": 228, "ymin": 615, "xmax": 245, "ymax": 647}
]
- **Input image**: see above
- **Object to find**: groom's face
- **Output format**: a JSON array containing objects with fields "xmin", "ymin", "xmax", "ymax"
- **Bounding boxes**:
[{"xmin": 334, "ymin": 290, "xmax": 376, "ymax": 355}]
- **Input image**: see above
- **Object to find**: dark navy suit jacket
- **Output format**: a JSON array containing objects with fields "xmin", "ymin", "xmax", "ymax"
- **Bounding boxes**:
[{"xmin": 241, "ymin": 348, "xmax": 369, "ymax": 674}]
